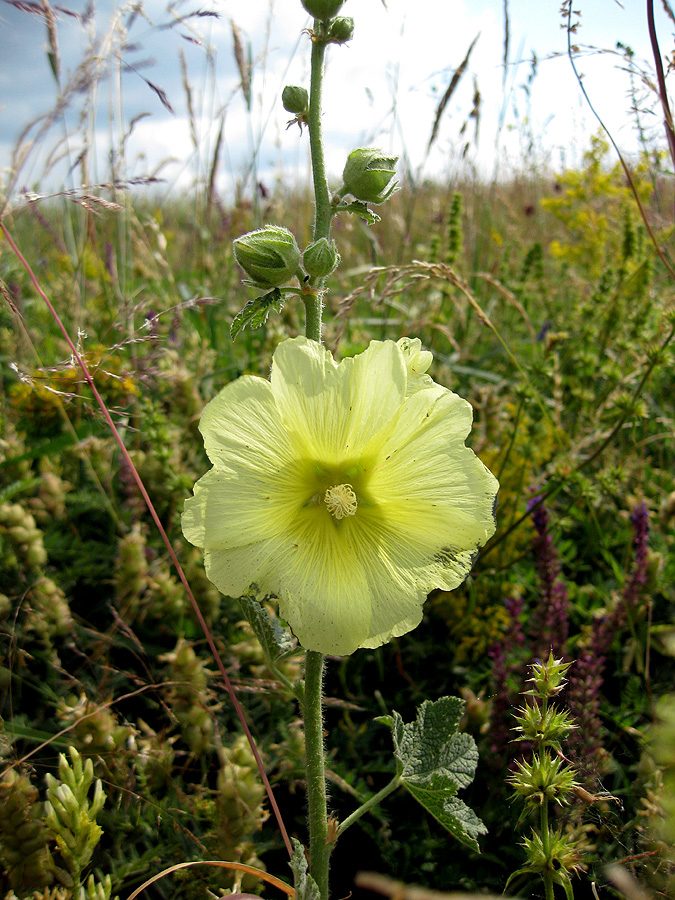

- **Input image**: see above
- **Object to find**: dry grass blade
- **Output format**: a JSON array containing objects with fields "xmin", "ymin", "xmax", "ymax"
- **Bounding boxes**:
[
  {"xmin": 1, "ymin": 0, "xmax": 80, "ymax": 19},
  {"xmin": 660, "ymin": 0, "xmax": 675, "ymax": 26},
  {"xmin": 126, "ymin": 860, "xmax": 295, "ymax": 900},
  {"xmin": 40, "ymin": 0, "xmax": 60, "ymax": 82},
  {"xmin": 604, "ymin": 864, "xmax": 654, "ymax": 900},
  {"xmin": 180, "ymin": 47, "xmax": 198, "ymax": 152},
  {"xmin": 232, "ymin": 18, "xmax": 252, "ymax": 110},
  {"xmin": 647, "ymin": 0, "xmax": 675, "ymax": 178},
  {"xmin": 502, "ymin": 0, "xmax": 509, "ymax": 85},
  {"xmin": 124, "ymin": 62, "xmax": 175, "ymax": 114},
  {"xmin": 427, "ymin": 32, "xmax": 480, "ymax": 154},
  {"xmin": 355, "ymin": 872, "xmax": 506, "ymax": 900}
]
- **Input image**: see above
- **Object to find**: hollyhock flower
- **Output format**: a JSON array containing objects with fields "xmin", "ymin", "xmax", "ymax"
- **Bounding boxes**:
[{"xmin": 182, "ymin": 336, "xmax": 498, "ymax": 656}]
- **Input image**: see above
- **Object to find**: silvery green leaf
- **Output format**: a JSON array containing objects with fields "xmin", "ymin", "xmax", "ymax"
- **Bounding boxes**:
[
  {"xmin": 390, "ymin": 696, "xmax": 486, "ymax": 851},
  {"xmin": 290, "ymin": 838, "xmax": 321, "ymax": 900}
]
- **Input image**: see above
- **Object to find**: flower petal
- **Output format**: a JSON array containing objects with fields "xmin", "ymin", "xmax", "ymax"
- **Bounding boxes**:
[
  {"xmin": 271, "ymin": 337, "xmax": 407, "ymax": 463},
  {"xmin": 199, "ymin": 374, "xmax": 290, "ymax": 471},
  {"xmin": 366, "ymin": 386, "xmax": 498, "ymax": 554},
  {"xmin": 182, "ymin": 336, "xmax": 500, "ymax": 657}
]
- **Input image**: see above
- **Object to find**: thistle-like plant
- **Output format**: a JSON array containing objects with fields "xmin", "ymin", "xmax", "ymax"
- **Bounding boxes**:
[{"xmin": 506, "ymin": 654, "xmax": 583, "ymax": 900}]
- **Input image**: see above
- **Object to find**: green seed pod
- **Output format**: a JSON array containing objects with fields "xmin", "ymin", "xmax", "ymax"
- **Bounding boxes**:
[
  {"xmin": 233, "ymin": 225, "xmax": 301, "ymax": 288},
  {"xmin": 301, "ymin": 0, "xmax": 345, "ymax": 20},
  {"xmin": 303, "ymin": 237, "xmax": 340, "ymax": 278},
  {"xmin": 327, "ymin": 16, "xmax": 354, "ymax": 43},
  {"xmin": 282, "ymin": 84, "xmax": 308, "ymax": 115},
  {"xmin": 342, "ymin": 147, "xmax": 398, "ymax": 204}
]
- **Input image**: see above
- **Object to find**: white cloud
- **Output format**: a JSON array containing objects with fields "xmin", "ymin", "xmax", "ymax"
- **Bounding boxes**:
[{"xmin": 1, "ymin": 0, "xmax": 671, "ymax": 202}]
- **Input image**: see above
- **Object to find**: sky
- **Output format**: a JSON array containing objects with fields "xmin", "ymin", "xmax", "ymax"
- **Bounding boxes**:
[{"xmin": 0, "ymin": 0, "xmax": 672, "ymax": 203}]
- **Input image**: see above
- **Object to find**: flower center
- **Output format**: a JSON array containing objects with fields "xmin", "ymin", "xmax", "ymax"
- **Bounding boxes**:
[{"xmin": 324, "ymin": 483, "xmax": 358, "ymax": 520}]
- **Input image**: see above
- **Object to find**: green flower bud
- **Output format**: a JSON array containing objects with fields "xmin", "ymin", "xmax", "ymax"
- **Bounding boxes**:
[
  {"xmin": 301, "ymin": 0, "xmax": 345, "ymax": 20},
  {"xmin": 282, "ymin": 84, "xmax": 308, "ymax": 115},
  {"xmin": 233, "ymin": 226, "xmax": 301, "ymax": 288},
  {"xmin": 342, "ymin": 147, "xmax": 398, "ymax": 204},
  {"xmin": 303, "ymin": 237, "xmax": 340, "ymax": 278},
  {"xmin": 327, "ymin": 16, "xmax": 354, "ymax": 43}
]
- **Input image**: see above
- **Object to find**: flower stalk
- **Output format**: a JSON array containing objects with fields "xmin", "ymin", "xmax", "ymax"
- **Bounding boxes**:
[
  {"xmin": 304, "ymin": 22, "xmax": 333, "ymax": 341},
  {"xmin": 303, "ymin": 650, "xmax": 332, "ymax": 899},
  {"xmin": 303, "ymin": 25, "xmax": 331, "ymax": 898},
  {"xmin": 506, "ymin": 654, "xmax": 582, "ymax": 900}
]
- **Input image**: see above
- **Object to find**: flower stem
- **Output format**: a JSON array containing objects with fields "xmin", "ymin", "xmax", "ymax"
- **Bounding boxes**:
[
  {"xmin": 336, "ymin": 775, "xmax": 402, "ymax": 837},
  {"xmin": 540, "ymin": 800, "xmax": 554, "ymax": 900},
  {"xmin": 303, "ymin": 650, "xmax": 332, "ymax": 900},
  {"xmin": 308, "ymin": 26, "xmax": 332, "ymax": 243},
  {"xmin": 304, "ymin": 23, "xmax": 333, "ymax": 342},
  {"xmin": 301, "ymin": 24, "xmax": 336, "ymax": 900}
]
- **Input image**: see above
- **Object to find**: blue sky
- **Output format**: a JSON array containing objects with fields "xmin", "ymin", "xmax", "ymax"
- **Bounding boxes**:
[{"xmin": 0, "ymin": 0, "xmax": 671, "ymax": 202}]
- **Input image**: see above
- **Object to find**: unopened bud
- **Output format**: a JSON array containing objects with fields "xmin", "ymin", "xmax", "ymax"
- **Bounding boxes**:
[
  {"xmin": 327, "ymin": 16, "xmax": 354, "ymax": 43},
  {"xmin": 282, "ymin": 85, "xmax": 308, "ymax": 115},
  {"xmin": 303, "ymin": 237, "xmax": 340, "ymax": 278},
  {"xmin": 301, "ymin": 0, "xmax": 345, "ymax": 20},
  {"xmin": 233, "ymin": 226, "xmax": 301, "ymax": 288},
  {"xmin": 342, "ymin": 148, "xmax": 398, "ymax": 204}
]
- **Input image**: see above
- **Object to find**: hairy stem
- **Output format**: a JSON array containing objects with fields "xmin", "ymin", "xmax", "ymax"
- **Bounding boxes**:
[
  {"xmin": 304, "ymin": 24, "xmax": 333, "ymax": 341},
  {"xmin": 303, "ymin": 650, "xmax": 332, "ymax": 900}
]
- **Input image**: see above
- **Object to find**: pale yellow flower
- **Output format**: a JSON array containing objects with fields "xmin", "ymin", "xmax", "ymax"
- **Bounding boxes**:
[{"xmin": 182, "ymin": 337, "xmax": 498, "ymax": 656}]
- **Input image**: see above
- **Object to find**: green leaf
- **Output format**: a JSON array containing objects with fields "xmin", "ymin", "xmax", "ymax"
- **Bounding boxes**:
[
  {"xmin": 230, "ymin": 288, "xmax": 284, "ymax": 340},
  {"xmin": 290, "ymin": 838, "xmax": 321, "ymax": 900},
  {"xmin": 390, "ymin": 696, "xmax": 486, "ymax": 851},
  {"xmin": 239, "ymin": 594, "xmax": 296, "ymax": 662},
  {"xmin": 340, "ymin": 200, "xmax": 381, "ymax": 225}
]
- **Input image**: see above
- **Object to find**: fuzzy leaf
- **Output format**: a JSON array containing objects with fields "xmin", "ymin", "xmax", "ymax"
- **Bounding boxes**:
[
  {"xmin": 390, "ymin": 696, "xmax": 486, "ymax": 851},
  {"xmin": 239, "ymin": 594, "xmax": 296, "ymax": 662},
  {"xmin": 341, "ymin": 200, "xmax": 381, "ymax": 225},
  {"xmin": 231, "ymin": 288, "xmax": 284, "ymax": 340},
  {"xmin": 290, "ymin": 838, "xmax": 320, "ymax": 900}
]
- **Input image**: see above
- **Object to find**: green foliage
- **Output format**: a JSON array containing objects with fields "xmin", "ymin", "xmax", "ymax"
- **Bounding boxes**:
[
  {"xmin": 290, "ymin": 838, "xmax": 321, "ymax": 900},
  {"xmin": 1, "ymin": 127, "xmax": 674, "ymax": 898},
  {"xmin": 387, "ymin": 697, "xmax": 486, "ymax": 851},
  {"xmin": 231, "ymin": 288, "xmax": 285, "ymax": 340}
]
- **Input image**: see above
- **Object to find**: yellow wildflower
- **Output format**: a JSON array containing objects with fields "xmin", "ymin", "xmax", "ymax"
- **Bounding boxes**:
[{"xmin": 182, "ymin": 337, "xmax": 498, "ymax": 656}]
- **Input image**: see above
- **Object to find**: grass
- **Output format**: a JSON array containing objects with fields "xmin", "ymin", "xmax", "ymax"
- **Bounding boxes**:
[{"xmin": 1, "ymin": 2, "xmax": 675, "ymax": 899}]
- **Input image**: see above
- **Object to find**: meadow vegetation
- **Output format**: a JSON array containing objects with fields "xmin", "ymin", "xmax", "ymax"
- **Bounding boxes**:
[{"xmin": 1, "ymin": 3, "xmax": 675, "ymax": 899}]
